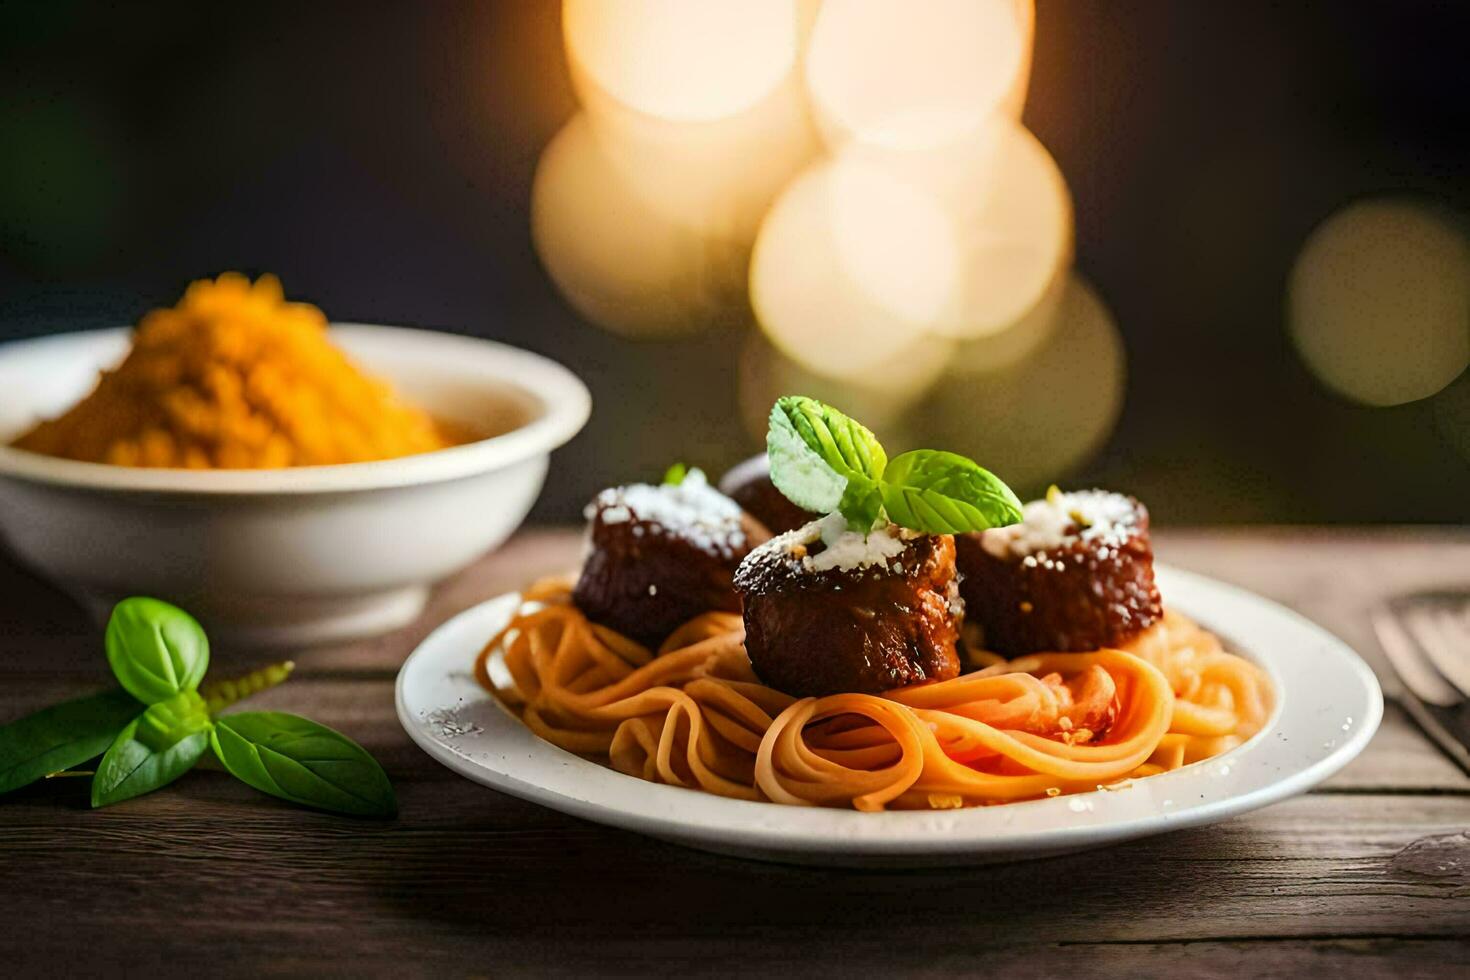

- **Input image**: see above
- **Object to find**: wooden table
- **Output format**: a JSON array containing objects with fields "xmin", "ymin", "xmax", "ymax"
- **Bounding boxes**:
[{"xmin": 2, "ymin": 528, "xmax": 1468, "ymax": 976}]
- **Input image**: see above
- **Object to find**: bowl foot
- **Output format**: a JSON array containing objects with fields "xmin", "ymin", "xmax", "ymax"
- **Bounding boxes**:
[{"xmin": 78, "ymin": 584, "xmax": 431, "ymax": 651}]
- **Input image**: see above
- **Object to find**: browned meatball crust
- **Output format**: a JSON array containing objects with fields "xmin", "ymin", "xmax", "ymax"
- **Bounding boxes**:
[
  {"xmin": 718, "ymin": 454, "xmax": 817, "ymax": 536},
  {"xmin": 573, "ymin": 473, "xmax": 766, "ymax": 650},
  {"xmin": 956, "ymin": 490, "xmax": 1161, "ymax": 657},
  {"xmin": 734, "ymin": 518, "xmax": 962, "ymax": 697}
]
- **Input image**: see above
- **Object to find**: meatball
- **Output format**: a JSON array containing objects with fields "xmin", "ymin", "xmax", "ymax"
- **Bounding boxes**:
[
  {"xmin": 718, "ymin": 454, "xmax": 816, "ymax": 536},
  {"xmin": 573, "ymin": 471, "xmax": 766, "ymax": 650},
  {"xmin": 955, "ymin": 489, "xmax": 1162, "ymax": 657},
  {"xmin": 734, "ymin": 515, "xmax": 962, "ymax": 697}
]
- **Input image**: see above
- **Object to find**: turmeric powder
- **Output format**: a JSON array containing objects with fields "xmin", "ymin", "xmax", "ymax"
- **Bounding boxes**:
[{"xmin": 14, "ymin": 273, "xmax": 455, "ymax": 468}]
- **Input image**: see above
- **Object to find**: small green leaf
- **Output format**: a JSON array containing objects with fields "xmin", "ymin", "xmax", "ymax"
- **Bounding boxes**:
[
  {"xmin": 91, "ymin": 690, "xmax": 212, "ymax": 808},
  {"xmin": 662, "ymin": 462, "xmax": 688, "ymax": 486},
  {"xmin": 0, "ymin": 688, "xmax": 142, "ymax": 794},
  {"xmin": 767, "ymin": 396, "xmax": 888, "ymax": 526},
  {"xmin": 211, "ymin": 712, "xmax": 396, "ymax": 818},
  {"xmin": 878, "ymin": 450, "xmax": 1024, "ymax": 534},
  {"xmin": 836, "ymin": 473, "xmax": 885, "ymax": 533},
  {"xmin": 105, "ymin": 597, "xmax": 210, "ymax": 705}
]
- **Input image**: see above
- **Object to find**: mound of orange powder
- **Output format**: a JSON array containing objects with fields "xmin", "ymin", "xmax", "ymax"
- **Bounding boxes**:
[{"xmin": 14, "ymin": 273, "xmax": 452, "ymax": 468}]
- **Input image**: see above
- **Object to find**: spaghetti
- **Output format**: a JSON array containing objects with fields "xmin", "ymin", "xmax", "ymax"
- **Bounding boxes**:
[{"xmin": 475, "ymin": 578, "xmax": 1272, "ymax": 811}]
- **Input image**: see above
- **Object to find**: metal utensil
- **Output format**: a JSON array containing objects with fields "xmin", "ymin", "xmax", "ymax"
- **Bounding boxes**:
[{"xmin": 1373, "ymin": 592, "xmax": 1470, "ymax": 776}]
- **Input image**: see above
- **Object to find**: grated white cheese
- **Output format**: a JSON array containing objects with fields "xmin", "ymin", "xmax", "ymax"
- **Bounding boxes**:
[
  {"xmin": 761, "ymin": 513, "xmax": 917, "ymax": 574},
  {"xmin": 981, "ymin": 488, "xmax": 1138, "ymax": 559},
  {"xmin": 585, "ymin": 469, "xmax": 746, "ymax": 558}
]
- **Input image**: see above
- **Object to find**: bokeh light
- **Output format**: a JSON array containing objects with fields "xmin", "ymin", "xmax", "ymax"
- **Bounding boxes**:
[
  {"xmin": 857, "ymin": 118, "xmax": 1072, "ymax": 339},
  {"xmin": 543, "ymin": 0, "xmax": 1079, "ymax": 386},
  {"xmin": 737, "ymin": 329, "xmax": 945, "ymax": 447},
  {"xmin": 945, "ymin": 260, "xmax": 1069, "ymax": 374},
  {"xmin": 911, "ymin": 275, "xmax": 1126, "ymax": 494},
  {"xmin": 1002, "ymin": 0, "xmax": 1037, "ymax": 120},
  {"xmin": 531, "ymin": 113, "xmax": 747, "ymax": 338},
  {"xmin": 1289, "ymin": 198, "xmax": 1470, "ymax": 407},
  {"xmin": 805, "ymin": 0, "xmax": 1028, "ymax": 151},
  {"xmin": 749, "ymin": 152, "xmax": 960, "ymax": 377},
  {"xmin": 575, "ymin": 71, "xmax": 820, "ymax": 247},
  {"xmin": 563, "ymin": 0, "xmax": 799, "ymax": 124}
]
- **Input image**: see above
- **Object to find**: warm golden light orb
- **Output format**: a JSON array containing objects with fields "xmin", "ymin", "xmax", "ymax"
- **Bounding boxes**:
[
  {"xmin": 573, "ymin": 71, "xmax": 820, "ymax": 247},
  {"xmin": 531, "ymin": 113, "xmax": 746, "ymax": 337},
  {"xmin": 945, "ymin": 261, "xmax": 1069, "ymax": 374},
  {"xmin": 1289, "ymin": 198, "xmax": 1470, "ymax": 407},
  {"xmin": 737, "ymin": 330, "xmax": 947, "ymax": 447},
  {"xmin": 867, "ymin": 119, "xmax": 1072, "ymax": 340},
  {"xmin": 749, "ymin": 152, "xmax": 960, "ymax": 378},
  {"xmin": 805, "ymin": 0, "xmax": 1027, "ymax": 150},
  {"xmin": 914, "ymin": 275, "xmax": 1126, "ymax": 493},
  {"xmin": 563, "ymin": 0, "xmax": 799, "ymax": 124}
]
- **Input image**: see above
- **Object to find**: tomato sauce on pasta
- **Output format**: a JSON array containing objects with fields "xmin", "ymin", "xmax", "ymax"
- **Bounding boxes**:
[{"xmin": 475, "ymin": 577, "xmax": 1272, "ymax": 811}]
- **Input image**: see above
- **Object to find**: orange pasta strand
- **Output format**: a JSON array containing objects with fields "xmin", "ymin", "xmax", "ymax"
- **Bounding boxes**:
[{"xmin": 474, "ymin": 579, "xmax": 1272, "ymax": 811}]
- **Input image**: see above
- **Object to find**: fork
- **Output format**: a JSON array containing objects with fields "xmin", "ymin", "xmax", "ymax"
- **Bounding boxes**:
[{"xmin": 1373, "ymin": 592, "xmax": 1470, "ymax": 776}]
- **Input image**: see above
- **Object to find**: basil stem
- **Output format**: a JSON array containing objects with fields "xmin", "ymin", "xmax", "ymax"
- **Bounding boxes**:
[
  {"xmin": 105, "ymin": 597, "xmax": 210, "ymax": 705},
  {"xmin": 91, "ymin": 690, "xmax": 213, "ymax": 808},
  {"xmin": 0, "ymin": 688, "xmax": 142, "ymax": 795},
  {"xmin": 211, "ymin": 712, "xmax": 396, "ymax": 818},
  {"xmin": 200, "ymin": 661, "xmax": 295, "ymax": 715}
]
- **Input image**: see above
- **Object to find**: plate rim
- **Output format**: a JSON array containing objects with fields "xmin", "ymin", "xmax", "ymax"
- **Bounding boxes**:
[{"xmin": 395, "ymin": 563, "xmax": 1384, "ymax": 860}]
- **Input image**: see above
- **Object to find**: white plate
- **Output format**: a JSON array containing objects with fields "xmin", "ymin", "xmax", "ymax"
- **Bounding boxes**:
[{"xmin": 395, "ymin": 565, "xmax": 1383, "ymax": 867}]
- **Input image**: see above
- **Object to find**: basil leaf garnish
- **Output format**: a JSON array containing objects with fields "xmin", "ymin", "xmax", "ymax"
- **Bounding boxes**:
[
  {"xmin": 91, "ymin": 690, "xmax": 212, "ymax": 808},
  {"xmin": 211, "ymin": 712, "xmax": 396, "ymax": 818},
  {"xmin": 662, "ymin": 462, "xmax": 688, "ymax": 486},
  {"xmin": 767, "ymin": 396, "xmax": 887, "ymax": 519},
  {"xmin": 105, "ymin": 597, "xmax": 210, "ymax": 705},
  {"xmin": 763, "ymin": 396, "xmax": 1022, "ymax": 535},
  {"xmin": 878, "ymin": 449, "xmax": 1025, "ymax": 533},
  {"xmin": 836, "ymin": 473, "xmax": 885, "ymax": 533},
  {"xmin": 0, "ymin": 688, "xmax": 142, "ymax": 794}
]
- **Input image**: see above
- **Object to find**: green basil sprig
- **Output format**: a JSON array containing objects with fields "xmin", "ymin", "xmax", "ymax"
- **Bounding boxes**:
[
  {"xmin": 213, "ymin": 713, "xmax": 397, "ymax": 818},
  {"xmin": 92, "ymin": 690, "xmax": 213, "ymax": 807},
  {"xmin": 0, "ymin": 689, "xmax": 142, "ymax": 795},
  {"xmin": 880, "ymin": 450, "xmax": 1026, "ymax": 534},
  {"xmin": 105, "ymin": 597, "xmax": 210, "ymax": 704},
  {"xmin": 766, "ymin": 395, "xmax": 1023, "ymax": 535},
  {"xmin": 767, "ymin": 396, "xmax": 887, "ymax": 526},
  {"xmin": 0, "ymin": 597, "xmax": 394, "ymax": 818}
]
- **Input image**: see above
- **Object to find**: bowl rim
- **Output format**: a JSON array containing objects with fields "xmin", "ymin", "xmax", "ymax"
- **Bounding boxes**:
[{"xmin": 0, "ymin": 323, "xmax": 592, "ymax": 495}]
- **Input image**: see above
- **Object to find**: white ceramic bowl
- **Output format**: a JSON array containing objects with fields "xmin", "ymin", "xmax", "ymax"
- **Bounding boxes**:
[{"xmin": 0, "ymin": 324, "xmax": 590, "ymax": 649}]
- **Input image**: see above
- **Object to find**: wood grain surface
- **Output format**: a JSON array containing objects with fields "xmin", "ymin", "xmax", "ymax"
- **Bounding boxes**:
[{"xmin": 2, "ymin": 527, "xmax": 1468, "ymax": 977}]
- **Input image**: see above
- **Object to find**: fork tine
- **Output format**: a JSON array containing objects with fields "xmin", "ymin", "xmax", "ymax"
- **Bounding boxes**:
[
  {"xmin": 1374, "ymin": 605, "xmax": 1462, "ymax": 706},
  {"xmin": 1421, "ymin": 604, "xmax": 1470, "ymax": 700}
]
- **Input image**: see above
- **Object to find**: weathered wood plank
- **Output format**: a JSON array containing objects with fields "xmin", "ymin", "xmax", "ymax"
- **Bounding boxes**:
[
  {"xmin": 3, "ymin": 527, "xmax": 1469, "ymax": 975},
  {"xmin": 0, "ymin": 788, "xmax": 1465, "ymax": 967},
  {"xmin": 14, "ymin": 933, "xmax": 1470, "ymax": 978},
  {"xmin": 1325, "ymin": 703, "xmax": 1470, "ymax": 792}
]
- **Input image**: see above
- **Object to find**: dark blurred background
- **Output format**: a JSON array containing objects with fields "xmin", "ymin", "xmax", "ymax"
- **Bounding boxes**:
[{"xmin": 1, "ymin": 0, "xmax": 1467, "ymax": 524}]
